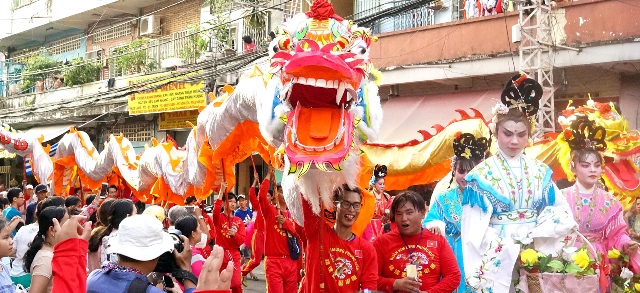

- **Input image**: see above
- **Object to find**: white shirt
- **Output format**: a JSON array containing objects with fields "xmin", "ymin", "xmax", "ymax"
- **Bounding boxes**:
[{"xmin": 11, "ymin": 223, "xmax": 38, "ymax": 277}]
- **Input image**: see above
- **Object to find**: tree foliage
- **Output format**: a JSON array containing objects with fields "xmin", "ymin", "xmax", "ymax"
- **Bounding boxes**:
[
  {"xmin": 64, "ymin": 57, "xmax": 101, "ymax": 87},
  {"xmin": 113, "ymin": 39, "xmax": 157, "ymax": 75},
  {"xmin": 20, "ymin": 49, "xmax": 60, "ymax": 92}
]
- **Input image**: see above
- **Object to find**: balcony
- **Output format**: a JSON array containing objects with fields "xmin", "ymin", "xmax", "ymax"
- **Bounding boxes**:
[{"xmin": 10, "ymin": 0, "xmax": 41, "ymax": 11}]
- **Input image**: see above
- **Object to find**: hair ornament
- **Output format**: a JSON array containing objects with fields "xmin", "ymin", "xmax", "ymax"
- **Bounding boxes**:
[
  {"xmin": 453, "ymin": 132, "xmax": 489, "ymax": 162},
  {"xmin": 369, "ymin": 164, "xmax": 387, "ymax": 186},
  {"xmin": 500, "ymin": 73, "xmax": 542, "ymax": 118},
  {"xmin": 564, "ymin": 116, "xmax": 607, "ymax": 152}
]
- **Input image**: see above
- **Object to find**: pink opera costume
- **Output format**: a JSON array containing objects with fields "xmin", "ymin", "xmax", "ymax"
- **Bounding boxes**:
[
  {"xmin": 561, "ymin": 116, "xmax": 640, "ymax": 276},
  {"xmin": 363, "ymin": 164, "xmax": 392, "ymax": 241},
  {"xmin": 460, "ymin": 74, "xmax": 575, "ymax": 293}
]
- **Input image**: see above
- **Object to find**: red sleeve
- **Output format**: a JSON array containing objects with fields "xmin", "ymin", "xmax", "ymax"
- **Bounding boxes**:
[
  {"xmin": 258, "ymin": 179, "xmax": 274, "ymax": 219},
  {"xmin": 428, "ymin": 237, "xmax": 461, "ymax": 293},
  {"xmin": 51, "ymin": 238, "xmax": 88, "ymax": 293},
  {"xmin": 194, "ymin": 290, "xmax": 231, "ymax": 293},
  {"xmin": 373, "ymin": 238, "xmax": 395, "ymax": 292},
  {"xmin": 295, "ymin": 222, "xmax": 306, "ymax": 248},
  {"xmin": 213, "ymin": 199, "xmax": 223, "ymax": 224},
  {"xmin": 232, "ymin": 217, "xmax": 246, "ymax": 247},
  {"xmin": 248, "ymin": 187, "xmax": 259, "ymax": 211},
  {"xmin": 360, "ymin": 240, "xmax": 379, "ymax": 290}
]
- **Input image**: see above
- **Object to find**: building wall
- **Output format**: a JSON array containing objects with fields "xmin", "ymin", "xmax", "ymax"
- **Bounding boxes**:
[
  {"xmin": 369, "ymin": 12, "xmax": 519, "ymax": 68},
  {"xmin": 563, "ymin": 0, "xmax": 640, "ymax": 46},
  {"xmin": 141, "ymin": 0, "xmax": 202, "ymax": 36}
]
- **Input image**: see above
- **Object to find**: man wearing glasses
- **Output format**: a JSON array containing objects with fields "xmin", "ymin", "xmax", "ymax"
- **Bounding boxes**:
[
  {"xmin": 300, "ymin": 183, "xmax": 378, "ymax": 292},
  {"xmin": 4, "ymin": 188, "xmax": 25, "ymax": 236}
]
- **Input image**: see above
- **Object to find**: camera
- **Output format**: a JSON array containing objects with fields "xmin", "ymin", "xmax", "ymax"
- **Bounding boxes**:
[{"xmin": 153, "ymin": 230, "xmax": 184, "ymax": 273}]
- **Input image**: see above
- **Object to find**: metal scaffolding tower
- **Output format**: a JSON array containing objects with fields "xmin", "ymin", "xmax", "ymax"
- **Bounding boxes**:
[
  {"xmin": 284, "ymin": 0, "xmax": 303, "ymax": 21},
  {"xmin": 518, "ymin": 0, "xmax": 555, "ymax": 141}
]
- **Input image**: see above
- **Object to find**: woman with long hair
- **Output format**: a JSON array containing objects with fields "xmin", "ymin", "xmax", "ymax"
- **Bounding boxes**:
[
  {"xmin": 87, "ymin": 199, "xmax": 135, "ymax": 269},
  {"xmin": 24, "ymin": 206, "xmax": 68, "ymax": 293},
  {"xmin": 424, "ymin": 132, "xmax": 488, "ymax": 292},
  {"xmin": 175, "ymin": 216, "xmax": 205, "ymax": 276},
  {"xmin": 561, "ymin": 117, "xmax": 640, "ymax": 273},
  {"xmin": 87, "ymin": 198, "xmax": 116, "ymax": 272}
]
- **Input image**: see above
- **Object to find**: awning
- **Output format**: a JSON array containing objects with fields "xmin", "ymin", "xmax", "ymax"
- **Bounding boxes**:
[
  {"xmin": 22, "ymin": 123, "xmax": 76, "ymax": 142},
  {"xmin": 374, "ymin": 89, "xmax": 500, "ymax": 143}
]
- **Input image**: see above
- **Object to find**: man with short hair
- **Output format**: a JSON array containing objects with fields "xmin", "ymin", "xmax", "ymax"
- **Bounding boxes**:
[
  {"xmin": 234, "ymin": 195, "xmax": 252, "ymax": 225},
  {"xmin": 4, "ymin": 188, "xmax": 24, "ymax": 236},
  {"xmin": 25, "ymin": 184, "xmax": 48, "ymax": 225},
  {"xmin": 107, "ymin": 185, "xmax": 119, "ymax": 199},
  {"xmin": 374, "ymin": 191, "xmax": 460, "ymax": 293},
  {"xmin": 86, "ymin": 214, "xmax": 198, "ymax": 293}
]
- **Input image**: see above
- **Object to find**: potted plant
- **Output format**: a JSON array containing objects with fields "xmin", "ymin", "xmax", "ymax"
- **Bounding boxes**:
[
  {"xmin": 63, "ymin": 57, "xmax": 101, "ymax": 87},
  {"xmin": 20, "ymin": 48, "xmax": 60, "ymax": 93}
]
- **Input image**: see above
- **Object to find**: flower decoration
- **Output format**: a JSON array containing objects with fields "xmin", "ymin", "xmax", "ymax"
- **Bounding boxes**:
[
  {"xmin": 491, "ymin": 101, "xmax": 510, "ymax": 116},
  {"xmin": 609, "ymin": 248, "xmax": 621, "ymax": 259},
  {"xmin": 521, "ymin": 249, "xmax": 539, "ymax": 266},
  {"xmin": 572, "ymin": 249, "xmax": 591, "ymax": 270}
]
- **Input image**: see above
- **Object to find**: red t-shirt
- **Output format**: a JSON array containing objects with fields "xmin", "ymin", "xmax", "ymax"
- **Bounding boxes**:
[
  {"xmin": 373, "ymin": 229, "xmax": 461, "ymax": 293},
  {"xmin": 301, "ymin": 197, "xmax": 378, "ymax": 293},
  {"xmin": 212, "ymin": 199, "xmax": 246, "ymax": 250},
  {"xmin": 258, "ymin": 179, "xmax": 297, "ymax": 257}
]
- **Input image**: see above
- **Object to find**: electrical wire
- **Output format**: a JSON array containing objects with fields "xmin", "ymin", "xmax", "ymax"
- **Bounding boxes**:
[
  {"xmin": 4, "ymin": 0, "xmax": 191, "ymax": 61},
  {"xmin": 4, "ymin": 0, "xmax": 291, "ymax": 85}
]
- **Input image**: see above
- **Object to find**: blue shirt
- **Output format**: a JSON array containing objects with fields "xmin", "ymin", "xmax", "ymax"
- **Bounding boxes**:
[
  {"xmin": 234, "ymin": 208, "xmax": 253, "ymax": 225},
  {"xmin": 0, "ymin": 263, "xmax": 15, "ymax": 293},
  {"xmin": 2, "ymin": 208, "xmax": 20, "ymax": 237},
  {"xmin": 87, "ymin": 265, "xmax": 195, "ymax": 293}
]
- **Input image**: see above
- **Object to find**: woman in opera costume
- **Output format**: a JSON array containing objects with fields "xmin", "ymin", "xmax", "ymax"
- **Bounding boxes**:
[
  {"xmin": 561, "ymin": 116, "xmax": 640, "ymax": 276},
  {"xmin": 424, "ymin": 132, "xmax": 489, "ymax": 292},
  {"xmin": 363, "ymin": 164, "xmax": 393, "ymax": 242},
  {"xmin": 460, "ymin": 74, "xmax": 573, "ymax": 293}
]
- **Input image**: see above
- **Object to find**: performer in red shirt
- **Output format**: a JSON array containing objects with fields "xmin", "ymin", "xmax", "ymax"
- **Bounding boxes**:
[
  {"xmin": 241, "ymin": 175, "xmax": 267, "ymax": 282},
  {"xmin": 374, "ymin": 191, "xmax": 460, "ymax": 293},
  {"xmin": 301, "ymin": 183, "xmax": 377, "ymax": 293},
  {"xmin": 257, "ymin": 167, "xmax": 300, "ymax": 293},
  {"xmin": 212, "ymin": 182, "xmax": 246, "ymax": 293}
]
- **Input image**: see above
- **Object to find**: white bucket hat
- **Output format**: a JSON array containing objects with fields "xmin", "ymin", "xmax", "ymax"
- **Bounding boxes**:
[{"xmin": 107, "ymin": 214, "xmax": 175, "ymax": 261}]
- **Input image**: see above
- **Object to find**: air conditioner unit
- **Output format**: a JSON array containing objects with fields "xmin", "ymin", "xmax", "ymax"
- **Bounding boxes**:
[{"xmin": 140, "ymin": 15, "xmax": 161, "ymax": 37}]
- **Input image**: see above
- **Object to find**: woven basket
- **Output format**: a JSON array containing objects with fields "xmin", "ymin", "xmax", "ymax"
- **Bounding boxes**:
[{"xmin": 526, "ymin": 271, "xmax": 543, "ymax": 293}]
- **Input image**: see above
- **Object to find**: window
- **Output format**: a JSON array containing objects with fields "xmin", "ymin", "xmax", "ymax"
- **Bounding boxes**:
[
  {"xmin": 48, "ymin": 35, "xmax": 82, "ymax": 56},
  {"xmin": 107, "ymin": 122, "xmax": 152, "ymax": 142},
  {"xmin": 94, "ymin": 22, "xmax": 132, "ymax": 43},
  {"xmin": 12, "ymin": 48, "xmax": 39, "ymax": 63}
]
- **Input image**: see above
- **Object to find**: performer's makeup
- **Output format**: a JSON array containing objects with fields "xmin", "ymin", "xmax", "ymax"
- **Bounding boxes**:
[
  {"xmin": 572, "ymin": 153, "xmax": 602, "ymax": 189},
  {"xmin": 497, "ymin": 121, "xmax": 528, "ymax": 157}
]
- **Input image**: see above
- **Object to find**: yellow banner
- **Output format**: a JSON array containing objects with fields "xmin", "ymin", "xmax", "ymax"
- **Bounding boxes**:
[
  {"xmin": 127, "ymin": 73, "xmax": 206, "ymax": 115},
  {"xmin": 159, "ymin": 110, "xmax": 199, "ymax": 130}
]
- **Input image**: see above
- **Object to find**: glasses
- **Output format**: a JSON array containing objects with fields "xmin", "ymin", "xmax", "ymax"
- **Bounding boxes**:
[{"xmin": 335, "ymin": 201, "xmax": 362, "ymax": 211}]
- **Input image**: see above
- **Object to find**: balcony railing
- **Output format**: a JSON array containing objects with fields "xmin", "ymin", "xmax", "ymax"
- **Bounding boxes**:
[{"xmin": 11, "ymin": 0, "xmax": 41, "ymax": 11}]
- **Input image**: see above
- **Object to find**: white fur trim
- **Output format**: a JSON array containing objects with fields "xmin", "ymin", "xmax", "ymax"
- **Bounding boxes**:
[
  {"xmin": 423, "ymin": 220, "xmax": 446, "ymax": 233},
  {"xmin": 364, "ymin": 84, "xmax": 382, "ymax": 142}
]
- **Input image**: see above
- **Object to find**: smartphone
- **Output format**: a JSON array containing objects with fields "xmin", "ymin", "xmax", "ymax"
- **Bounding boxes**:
[
  {"xmin": 163, "ymin": 275, "xmax": 175, "ymax": 290},
  {"xmin": 99, "ymin": 183, "xmax": 108, "ymax": 199}
]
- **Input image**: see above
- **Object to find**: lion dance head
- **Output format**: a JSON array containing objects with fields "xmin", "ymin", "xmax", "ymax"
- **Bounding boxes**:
[{"xmin": 257, "ymin": 0, "xmax": 382, "ymax": 221}]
